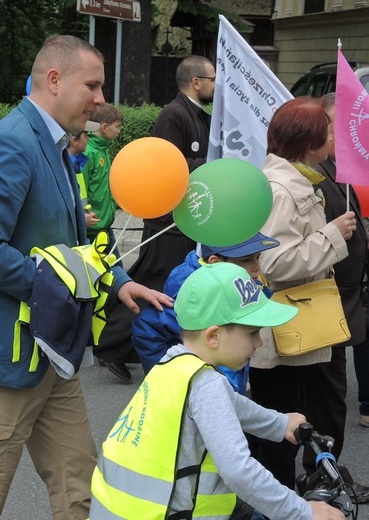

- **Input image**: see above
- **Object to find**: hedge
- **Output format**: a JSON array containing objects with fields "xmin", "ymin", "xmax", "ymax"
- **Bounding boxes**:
[{"xmin": 111, "ymin": 104, "xmax": 162, "ymax": 157}]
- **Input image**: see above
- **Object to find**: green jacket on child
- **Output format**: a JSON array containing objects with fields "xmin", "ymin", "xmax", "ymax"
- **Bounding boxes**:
[{"xmin": 82, "ymin": 133, "xmax": 117, "ymax": 232}]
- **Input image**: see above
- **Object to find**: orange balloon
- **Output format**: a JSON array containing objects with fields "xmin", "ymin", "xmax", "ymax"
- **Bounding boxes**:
[
  {"xmin": 109, "ymin": 137, "xmax": 189, "ymax": 218},
  {"xmin": 353, "ymin": 185, "xmax": 369, "ymax": 217}
]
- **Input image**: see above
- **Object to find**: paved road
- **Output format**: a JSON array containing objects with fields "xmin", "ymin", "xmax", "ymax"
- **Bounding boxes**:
[
  {"xmin": 2, "ymin": 211, "xmax": 369, "ymax": 519},
  {"xmin": 3, "ymin": 351, "xmax": 369, "ymax": 519}
]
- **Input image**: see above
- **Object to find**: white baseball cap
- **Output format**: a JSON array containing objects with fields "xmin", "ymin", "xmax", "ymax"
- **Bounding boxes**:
[{"xmin": 84, "ymin": 120, "xmax": 100, "ymax": 132}]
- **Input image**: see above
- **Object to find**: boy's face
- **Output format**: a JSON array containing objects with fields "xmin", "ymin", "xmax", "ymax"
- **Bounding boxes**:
[
  {"xmin": 102, "ymin": 120, "xmax": 121, "ymax": 141},
  {"xmin": 229, "ymin": 253, "xmax": 262, "ymax": 280},
  {"xmin": 209, "ymin": 253, "xmax": 262, "ymax": 280},
  {"xmin": 75, "ymin": 131, "xmax": 89, "ymax": 153},
  {"xmin": 215, "ymin": 324, "xmax": 262, "ymax": 370}
]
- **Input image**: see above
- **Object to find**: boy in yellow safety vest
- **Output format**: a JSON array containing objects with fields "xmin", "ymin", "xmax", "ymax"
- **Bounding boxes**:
[
  {"xmin": 68, "ymin": 122, "xmax": 100, "ymax": 229},
  {"xmin": 89, "ymin": 263, "xmax": 345, "ymax": 520}
]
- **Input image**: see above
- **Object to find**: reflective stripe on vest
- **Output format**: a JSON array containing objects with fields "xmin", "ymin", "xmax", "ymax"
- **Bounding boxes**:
[
  {"xmin": 194, "ymin": 452, "xmax": 236, "ymax": 519},
  {"xmin": 30, "ymin": 231, "xmax": 115, "ymax": 301},
  {"xmin": 76, "ymin": 171, "xmax": 90, "ymax": 210},
  {"xmin": 12, "ymin": 301, "xmax": 40, "ymax": 372},
  {"xmin": 91, "ymin": 270, "xmax": 114, "ymax": 346},
  {"xmin": 89, "ymin": 354, "xmax": 236, "ymax": 519}
]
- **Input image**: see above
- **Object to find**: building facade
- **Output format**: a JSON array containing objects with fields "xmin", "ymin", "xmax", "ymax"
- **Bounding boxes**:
[{"xmin": 273, "ymin": 0, "xmax": 369, "ymax": 88}]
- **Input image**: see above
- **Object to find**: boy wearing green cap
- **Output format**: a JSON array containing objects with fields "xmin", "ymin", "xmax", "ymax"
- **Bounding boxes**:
[{"xmin": 89, "ymin": 263, "xmax": 345, "ymax": 520}]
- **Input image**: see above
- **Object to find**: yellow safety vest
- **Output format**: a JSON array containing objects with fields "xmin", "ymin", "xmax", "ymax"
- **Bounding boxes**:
[
  {"xmin": 12, "ymin": 232, "xmax": 116, "ymax": 373},
  {"xmin": 32, "ymin": 230, "xmax": 116, "ymax": 345},
  {"xmin": 30, "ymin": 230, "xmax": 115, "ymax": 300},
  {"xmin": 76, "ymin": 170, "xmax": 91, "ymax": 211},
  {"xmin": 89, "ymin": 353, "xmax": 237, "ymax": 520}
]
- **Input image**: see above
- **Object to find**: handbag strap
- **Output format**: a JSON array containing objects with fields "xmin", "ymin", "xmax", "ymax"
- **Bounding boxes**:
[{"xmin": 285, "ymin": 294, "xmax": 311, "ymax": 303}]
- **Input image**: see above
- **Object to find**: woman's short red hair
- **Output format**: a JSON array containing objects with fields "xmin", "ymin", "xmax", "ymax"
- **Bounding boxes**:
[{"xmin": 267, "ymin": 96, "xmax": 330, "ymax": 162}]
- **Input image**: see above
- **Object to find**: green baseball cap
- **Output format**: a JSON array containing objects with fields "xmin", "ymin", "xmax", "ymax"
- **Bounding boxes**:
[{"xmin": 174, "ymin": 263, "xmax": 298, "ymax": 330}]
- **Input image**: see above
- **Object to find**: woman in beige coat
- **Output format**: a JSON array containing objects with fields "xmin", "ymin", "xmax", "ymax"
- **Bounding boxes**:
[{"xmin": 248, "ymin": 97, "xmax": 356, "ymax": 491}]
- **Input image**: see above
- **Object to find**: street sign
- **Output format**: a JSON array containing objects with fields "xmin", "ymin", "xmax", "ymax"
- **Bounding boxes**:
[{"xmin": 77, "ymin": 0, "xmax": 141, "ymax": 22}]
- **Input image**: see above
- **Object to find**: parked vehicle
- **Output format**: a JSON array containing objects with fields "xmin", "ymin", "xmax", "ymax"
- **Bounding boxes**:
[{"xmin": 290, "ymin": 62, "xmax": 369, "ymax": 97}]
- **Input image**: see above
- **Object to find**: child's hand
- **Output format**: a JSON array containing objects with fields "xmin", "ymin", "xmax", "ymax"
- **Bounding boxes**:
[
  {"xmin": 284, "ymin": 412, "xmax": 306, "ymax": 444},
  {"xmin": 85, "ymin": 210, "xmax": 100, "ymax": 228},
  {"xmin": 310, "ymin": 501, "xmax": 345, "ymax": 519}
]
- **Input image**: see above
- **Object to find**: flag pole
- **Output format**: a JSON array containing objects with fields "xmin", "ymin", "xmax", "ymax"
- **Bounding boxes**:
[
  {"xmin": 337, "ymin": 38, "xmax": 350, "ymax": 212},
  {"xmin": 346, "ymin": 184, "xmax": 350, "ymax": 213}
]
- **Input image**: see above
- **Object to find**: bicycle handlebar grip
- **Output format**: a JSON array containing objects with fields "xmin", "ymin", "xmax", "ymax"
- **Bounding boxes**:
[{"xmin": 294, "ymin": 422, "xmax": 314, "ymax": 444}]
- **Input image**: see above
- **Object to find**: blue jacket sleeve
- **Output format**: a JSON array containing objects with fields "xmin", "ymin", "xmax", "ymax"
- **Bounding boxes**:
[{"xmin": 132, "ymin": 305, "xmax": 181, "ymax": 374}]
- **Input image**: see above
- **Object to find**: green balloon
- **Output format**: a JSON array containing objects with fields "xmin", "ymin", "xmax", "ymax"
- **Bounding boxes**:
[{"xmin": 173, "ymin": 158, "xmax": 273, "ymax": 246}]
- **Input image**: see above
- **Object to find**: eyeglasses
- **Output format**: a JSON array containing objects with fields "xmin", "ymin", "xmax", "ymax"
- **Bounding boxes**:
[{"xmin": 195, "ymin": 76, "xmax": 216, "ymax": 82}]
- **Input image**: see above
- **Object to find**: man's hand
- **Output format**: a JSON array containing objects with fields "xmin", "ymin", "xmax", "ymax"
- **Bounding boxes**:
[
  {"xmin": 118, "ymin": 281, "xmax": 173, "ymax": 314},
  {"xmin": 310, "ymin": 501, "xmax": 345, "ymax": 519},
  {"xmin": 284, "ymin": 412, "xmax": 307, "ymax": 444}
]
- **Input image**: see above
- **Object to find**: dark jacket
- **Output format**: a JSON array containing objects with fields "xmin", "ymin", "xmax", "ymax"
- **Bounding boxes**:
[
  {"xmin": 145, "ymin": 91, "xmax": 211, "ymax": 231},
  {"xmin": 317, "ymin": 157, "xmax": 367, "ymax": 345}
]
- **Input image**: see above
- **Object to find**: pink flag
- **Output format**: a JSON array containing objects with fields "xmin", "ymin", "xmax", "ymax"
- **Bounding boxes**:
[{"xmin": 335, "ymin": 49, "xmax": 369, "ymax": 185}]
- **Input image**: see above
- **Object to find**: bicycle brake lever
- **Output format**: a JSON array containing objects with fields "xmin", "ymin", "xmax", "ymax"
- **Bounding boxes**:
[
  {"xmin": 304, "ymin": 489, "xmax": 353, "ymax": 518},
  {"xmin": 330, "ymin": 493, "xmax": 353, "ymax": 518},
  {"xmin": 311, "ymin": 432, "xmax": 335, "ymax": 451},
  {"xmin": 304, "ymin": 488, "xmax": 339, "ymax": 503}
]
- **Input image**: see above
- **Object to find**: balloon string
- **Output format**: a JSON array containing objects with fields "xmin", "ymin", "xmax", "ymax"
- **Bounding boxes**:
[
  {"xmin": 106, "ymin": 214, "xmax": 132, "ymax": 263},
  {"xmin": 111, "ymin": 222, "xmax": 177, "ymax": 267}
]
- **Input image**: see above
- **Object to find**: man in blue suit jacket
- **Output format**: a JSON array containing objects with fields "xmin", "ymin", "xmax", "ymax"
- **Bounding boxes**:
[{"xmin": 0, "ymin": 34, "xmax": 171, "ymax": 519}]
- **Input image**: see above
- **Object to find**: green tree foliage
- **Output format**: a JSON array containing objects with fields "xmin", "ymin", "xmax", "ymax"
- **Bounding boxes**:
[{"xmin": 0, "ymin": 0, "xmax": 86, "ymax": 103}]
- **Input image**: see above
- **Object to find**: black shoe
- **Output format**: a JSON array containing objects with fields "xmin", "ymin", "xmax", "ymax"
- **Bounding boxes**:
[
  {"xmin": 338, "ymin": 465, "xmax": 369, "ymax": 504},
  {"xmin": 104, "ymin": 361, "xmax": 132, "ymax": 383},
  {"xmin": 97, "ymin": 357, "xmax": 106, "ymax": 367}
]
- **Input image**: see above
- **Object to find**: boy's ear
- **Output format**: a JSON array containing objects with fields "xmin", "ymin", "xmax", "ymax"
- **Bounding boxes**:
[
  {"xmin": 204, "ymin": 325, "xmax": 220, "ymax": 349},
  {"xmin": 207, "ymin": 255, "xmax": 221, "ymax": 265}
]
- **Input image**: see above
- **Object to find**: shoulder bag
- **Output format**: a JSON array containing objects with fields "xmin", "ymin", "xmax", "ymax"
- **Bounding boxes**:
[{"xmin": 271, "ymin": 277, "xmax": 351, "ymax": 356}]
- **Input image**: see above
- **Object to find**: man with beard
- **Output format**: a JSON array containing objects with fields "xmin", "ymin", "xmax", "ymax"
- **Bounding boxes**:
[
  {"xmin": 129, "ymin": 55, "xmax": 216, "ymax": 289},
  {"xmin": 96, "ymin": 56, "xmax": 216, "ymax": 382}
]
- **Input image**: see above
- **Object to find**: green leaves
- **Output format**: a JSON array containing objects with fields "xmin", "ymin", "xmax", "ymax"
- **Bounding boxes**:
[{"xmin": 0, "ymin": 0, "xmax": 86, "ymax": 103}]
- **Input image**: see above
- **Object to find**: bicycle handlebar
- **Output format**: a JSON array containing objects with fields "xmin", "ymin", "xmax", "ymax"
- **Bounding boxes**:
[{"xmin": 294, "ymin": 423, "xmax": 355, "ymax": 518}]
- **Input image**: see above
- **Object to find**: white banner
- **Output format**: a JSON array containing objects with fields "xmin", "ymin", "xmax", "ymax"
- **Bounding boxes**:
[{"xmin": 208, "ymin": 15, "xmax": 293, "ymax": 168}]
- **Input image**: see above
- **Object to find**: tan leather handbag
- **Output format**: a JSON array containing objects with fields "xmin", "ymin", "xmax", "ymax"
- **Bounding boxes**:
[{"xmin": 271, "ymin": 278, "xmax": 351, "ymax": 356}]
